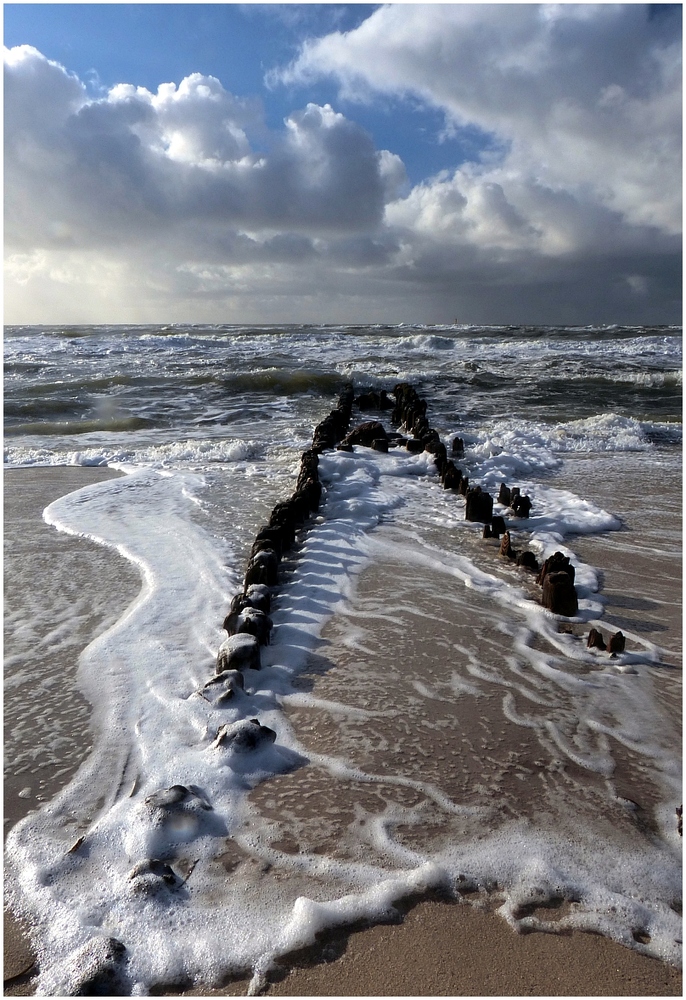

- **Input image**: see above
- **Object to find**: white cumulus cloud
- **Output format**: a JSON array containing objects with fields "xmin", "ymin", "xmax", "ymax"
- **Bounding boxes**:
[
  {"xmin": 5, "ymin": 44, "xmax": 400, "ymax": 250},
  {"xmin": 280, "ymin": 4, "xmax": 682, "ymax": 236},
  {"xmin": 3, "ymin": 5, "xmax": 682, "ymax": 325}
]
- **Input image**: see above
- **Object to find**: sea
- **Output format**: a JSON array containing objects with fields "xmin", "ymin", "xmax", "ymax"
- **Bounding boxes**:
[{"xmin": 3, "ymin": 323, "xmax": 683, "ymax": 995}]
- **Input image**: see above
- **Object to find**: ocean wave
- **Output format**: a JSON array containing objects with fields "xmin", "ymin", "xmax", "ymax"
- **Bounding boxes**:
[
  {"xmin": 3, "ymin": 438, "xmax": 263, "ymax": 469},
  {"xmin": 4, "ymin": 416, "xmax": 155, "ymax": 436},
  {"xmin": 556, "ymin": 412, "xmax": 681, "ymax": 451},
  {"xmin": 401, "ymin": 333, "xmax": 457, "ymax": 351},
  {"xmin": 604, "ymin": 370, "xmax": 683, "ymax": 388},
  {"xmin": 462, "ymin": 412, "xmax": 680, "ymax": 485},
  {"xmin": 221, "ymin": 368, "xmax": 347, "ymax": 395}
]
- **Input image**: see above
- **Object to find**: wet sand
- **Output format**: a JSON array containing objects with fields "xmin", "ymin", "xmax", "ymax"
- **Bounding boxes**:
[
  {"xmin": 177, "ymin": 893, "xmax": 682, "ymax": 997},
  {"xmin": 4, "ymin": 461, "xmax": 682, "ymax": 997},
  {"xmin": 4, "ymin": 466, "xmax": 141, "ymax": 826},
  {"xmin": 209, "ymin": 449, "xmax": 682, "ymax": 997},
  {"xmin": 265, "ymin": 896, "xmax": 682, "ymax": 996},
  {"xmin": 4, "ymin": 467, "xmax": 141, "ymax": 996}
]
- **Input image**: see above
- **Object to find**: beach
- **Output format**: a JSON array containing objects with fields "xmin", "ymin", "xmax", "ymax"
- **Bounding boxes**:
[
  {"xmin": 4, "ymin": 467, "xmax": 141, "ymax": 993},
  {"xmin": 4, "ymin": 467, "xmax": 139, "ymax": 827},
  {"xmin": 254, "ymin": 448, "xmax": 682, "ymax": 996},
  {"xmin": 4, "ymin": 451, "xmax": 682, "ymax": 997},
  {"xmin": 4, "ymin": 0, "xmax": 683, "ymax": 987},
  {"xmin": 3, "ymin": 323, "xmax": 682, "ymax": 995}
]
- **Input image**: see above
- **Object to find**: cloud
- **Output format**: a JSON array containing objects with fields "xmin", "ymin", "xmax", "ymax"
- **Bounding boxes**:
[
  {"xmin": 4, "ymin": 7, "xmax": 682, "ymax": 325},
  {"xmin": 5, "ymin": 43, "xmax": 400, "ymax": 252},
  {"xmin": 279, "ymin": 4, "xmax": 682, "ymax": 234}
]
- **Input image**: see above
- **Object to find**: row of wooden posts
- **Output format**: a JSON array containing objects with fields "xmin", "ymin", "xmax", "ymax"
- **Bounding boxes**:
[{"xmin": 213, "ymin": 381, "xmax": 625, "ymax": 684}]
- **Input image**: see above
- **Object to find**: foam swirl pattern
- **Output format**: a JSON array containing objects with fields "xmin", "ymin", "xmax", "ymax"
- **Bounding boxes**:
[{"xmin": 4, "ymin": 324, "xmax": 681, "ymax": 994}]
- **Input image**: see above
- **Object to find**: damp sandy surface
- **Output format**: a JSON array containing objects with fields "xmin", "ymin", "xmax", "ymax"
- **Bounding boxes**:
[
  {"xmin": 4, "ymin": 467, "xmax": 145, "ymax": 995},
  {"xmin": 4, "ymin": 467, "xmax": 142, "ymax": 829},
  {"xmin": 549, "ymin": 452, "xmax": 682, "ymax": 818},
  {"xmin": 550, "ymin": 452, "xmax": 682, "ymax": 662},
  {"xmin": 261, "ymin": 896, "xmax": 683, "ymax": 997},
  {"xmin": 3, "ymin": 452, "xmax": 682, "ymax": 997},
  {"xmin": 244, "ymin": 450, "xmax": 681, "ymax": 881},
  {"xmin": 175, "ymin": 895, "xmax": 683, "ymax": 998},
  {"xmin": 254, "ymin": 556, "xmax": 670, "ymax": 861},
  {"xmin": 241, "ymin": 449, "xmax": 681, "ymax": 995}
]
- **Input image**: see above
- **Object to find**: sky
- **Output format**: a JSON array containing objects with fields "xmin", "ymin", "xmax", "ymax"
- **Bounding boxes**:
[{"xmin": 4, "ymin": 3, "xmax": 682, "ymax": 325}]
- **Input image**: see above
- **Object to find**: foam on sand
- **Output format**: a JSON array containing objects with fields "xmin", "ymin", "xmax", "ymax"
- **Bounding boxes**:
[{"xmin": 5, "ymin": 446, "xmax": 681, "ymax": 994}]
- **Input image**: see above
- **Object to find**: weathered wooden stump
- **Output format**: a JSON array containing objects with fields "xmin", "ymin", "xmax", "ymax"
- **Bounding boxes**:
[
  {"xmin": 516, "ymin": 551, "xmax": 539, "ymax": 572},
  {"xmin": 490, "ymin": 515, "xmax": 506, "ymax": 537},
  {"xmin": 245, "ymin": 548, "xmax": 279, "ymax": 587},
  {"xmin": 343, "ymin": 421, "xmax": 388, "ymax": 447},
  {"xmin": 442, "ymin": 462, "xmax": 463, "ymax": 490},
  {"xmin": 210, "ymin": 718, "xmax": 277, "ymax": 752},
  {"xmin": 216, "ymin": 634, "xmax": 261, "ymax": 673},
  {"xmin": 223, "ymin": 607, "xmax": 272, "ymax": 645},
  {"xmin": 587, "ymin": 628, "xmax": 606, "ymax": 650},
  {"xmin": 500, "ymin": 531, "xmax": 516, "ymax": 559},
  {"xmin": 542, "ymin": 571, "xmax": 578, "ymax": 616},
  {"xmin": 512, "ymin": 494, "xmax": 532, "ymax": 518},
  {"xmin": 465, "ymin": 486, "xmax": 493, "ymax": 523},
  {"xmin": 608, "ymin": 631, "xmax": 626, "ymax": 654},
  {"xmin": 537, "ymin": 551, "xmax": 575, "ymax": 586}
]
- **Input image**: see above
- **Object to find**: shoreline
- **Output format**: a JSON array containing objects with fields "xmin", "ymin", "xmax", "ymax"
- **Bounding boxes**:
[
  {"xmin": 4, "ymin": 465, "xmax": 136, "ymax": 828},
  {"xmin": 181, "ymin": 892, "xmax": 683, "ymax": 997},
  {"xmin": 4, "ymin": 459, "xmax": 682, "ymax": 997},
  {"xmin": 4, "ymin": 466, "xmax": 138, "ymax": 997},
  {"xmin": 262, "ymin": 893, "xmax": 682, "ymax": 997}
]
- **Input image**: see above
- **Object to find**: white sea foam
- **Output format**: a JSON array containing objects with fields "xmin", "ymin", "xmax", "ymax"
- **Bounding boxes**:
[
  {"xmin": 3, "ymin": 438, "xmax": 263, "ymax": 469},
  {"xmin": 610, "ymin": 369, "xmax": 682, "ymax": 387},
  {"xmin": 5, "ymin": 444, "xmax": 681, "ymax": 993},
  {"xmin": 402, "ymin": 333, "xmax": 457, "ymax": 351},
  {"xmin": 461, "ymin": 415, "xmax": 675, "ymax": 488}
]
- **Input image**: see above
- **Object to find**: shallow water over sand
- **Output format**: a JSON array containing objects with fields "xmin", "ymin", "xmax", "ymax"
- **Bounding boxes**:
[
  {"xmin": 3, "ymin": 468, "xmax": 141, "ymax": 826},
  {"xmin": 3, "ymin": 324, "xmax": 681, "ymax": 993},
  {"xmin": 4, "ymin": 445, "xmax": 682, "ymax": 994}
]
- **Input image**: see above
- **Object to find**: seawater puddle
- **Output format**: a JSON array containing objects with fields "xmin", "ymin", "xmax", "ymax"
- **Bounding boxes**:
[{"xmin": 5, "ymin": 446, "xmax": 682, "ymax": 994}]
